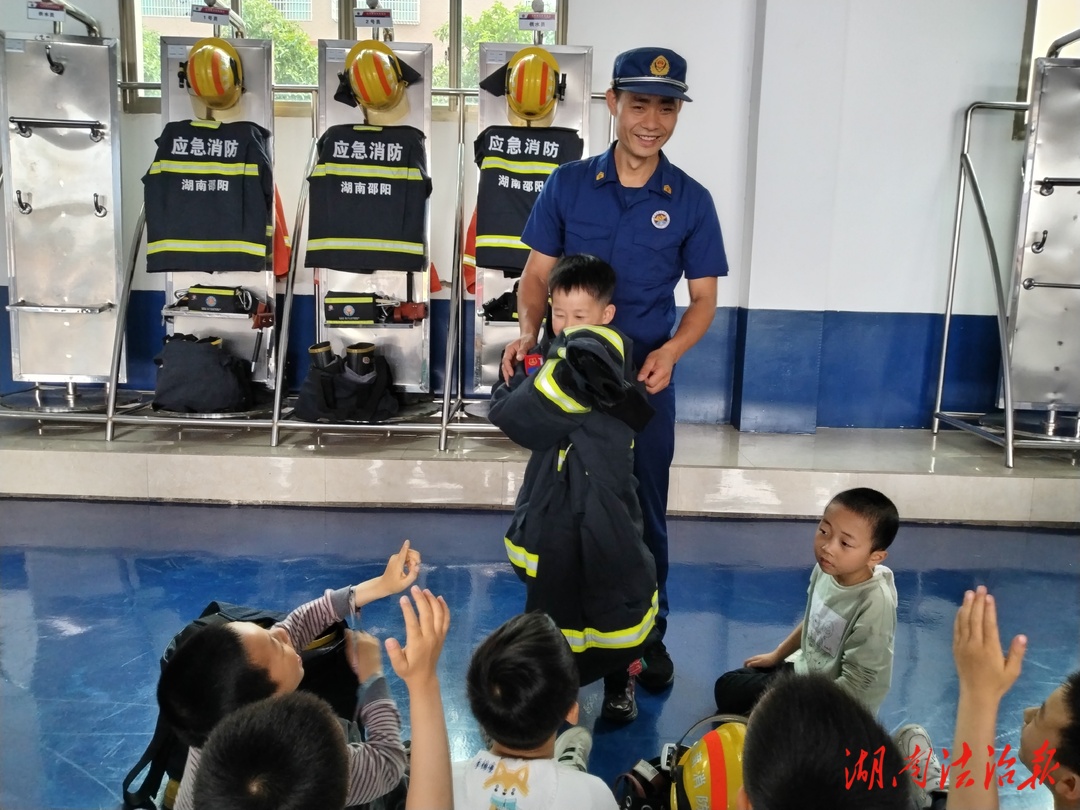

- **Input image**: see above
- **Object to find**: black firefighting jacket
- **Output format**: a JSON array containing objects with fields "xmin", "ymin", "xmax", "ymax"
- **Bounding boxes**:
[
  {"xmin": 143, "ymin": 120, "xmax": 273, "ymax": 273},
  {"xmin": 488, "ymin": 324, "xmax": 658, "ymax": 685}
]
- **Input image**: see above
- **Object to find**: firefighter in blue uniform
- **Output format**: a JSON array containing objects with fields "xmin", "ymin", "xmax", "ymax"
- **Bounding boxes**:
[{"xmin": 502, "ymin": 47, "xmax": 729, "ymax": 701}]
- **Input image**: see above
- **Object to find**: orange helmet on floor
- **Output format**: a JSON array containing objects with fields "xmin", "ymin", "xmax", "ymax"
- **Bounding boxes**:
[
  {"xmin": 344, "ymin": 40, "xmax": 407, "ymax": 112},
  {"xmin": 184, "ymin": 37, "xmax": 243, "ymax": 111},
  {"xmin": 505, "ymin": 46, "xmax": 561, "ymax": 122},
  {"xmin": 671, "ymin": 719, "xmax": 747, "ymax": 810}
]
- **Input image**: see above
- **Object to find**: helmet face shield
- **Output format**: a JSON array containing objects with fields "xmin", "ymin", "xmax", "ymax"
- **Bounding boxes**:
[
  {"xmin": 185, "ymin": 37, "xmax": 243, "ymax": 111},
  {"xmin": 345, "ymin": 41, "xmax": 407, "ymax": 112},
  {"xmin": 506, "ymin": 46, "xmax": 561, "ymax": 122}
]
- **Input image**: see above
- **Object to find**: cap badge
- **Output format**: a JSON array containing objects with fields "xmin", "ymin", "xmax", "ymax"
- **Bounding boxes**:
[
  {"xmin": 652, "ymin": 210, "xmax": 670, "ymax": 229},
  {"xmin": 650, "ymin": 55, "xmax": 670, "ymax": 77}
]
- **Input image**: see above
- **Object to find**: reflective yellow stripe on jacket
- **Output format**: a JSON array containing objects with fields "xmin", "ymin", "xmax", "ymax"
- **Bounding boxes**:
[
  {"xmin": 308, "ymin": 237, "xmax": 424, "ymax": 256},
  {"xmin": 147, "ymin": 239, "xmax": 266, "ymax": 257},
  {"xmin": 504, "ymin": 536, "xmax": 538, "ymax": 578},
  {"xmin": 479, "ymin": 156, "xmax": 560, "ymax": 176},
  {"xmin": 561, "ymin": 324, "xmax": 626, "ymax": 361},
  {"xmin": 534, "ymin": 359, "xmax": 589, "ymax": 414},
  {"xmin": 561, "ymin": 591, "xmax": 659, "ymax": 653},
  {"xmin": 311, "ymin": 163, "xmax": 426, "ymax": 181},
  {"xmin": 475, "ymin": 234, "xmax": 527, "ymax": 252},
  {"xmin": 148, "ymin": 161, "xmax": 261, "ymax": 176}
]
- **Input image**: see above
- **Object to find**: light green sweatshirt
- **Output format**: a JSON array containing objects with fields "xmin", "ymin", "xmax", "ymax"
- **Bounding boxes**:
[{"xmin": 790, "ymin": 563, "xmax": 897, "ymax": 714}]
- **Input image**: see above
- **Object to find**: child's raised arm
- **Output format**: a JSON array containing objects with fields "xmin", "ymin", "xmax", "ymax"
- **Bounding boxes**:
[
  {"xmin": 353, "ymin": 539, "xmax": 422, "ymax": 609},
  {"xmin": 385, "ymin": 586, "xmax": 452, "ymax": 810},
  {"xmin": 948, "ymin": 586, "xmax": 1027, "ymax": 810}
]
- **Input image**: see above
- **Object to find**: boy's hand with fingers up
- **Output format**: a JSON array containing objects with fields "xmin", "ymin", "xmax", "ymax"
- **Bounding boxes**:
[
  {"xmin": 386, "ymin": 587, "xmax": 453, "ymax": 810},
  {"xmin": 353, "ymin": 540, "xmax": 423, "ymax": 608}
]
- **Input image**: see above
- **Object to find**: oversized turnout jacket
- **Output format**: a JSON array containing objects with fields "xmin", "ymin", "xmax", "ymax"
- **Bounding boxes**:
[
  {"xmin": 143, "ymin": 120, "xmax": 273, "ymax": 273},
  {"xmin": 489, "ymin": 325, "xmax": 658, "ymax": 685}
]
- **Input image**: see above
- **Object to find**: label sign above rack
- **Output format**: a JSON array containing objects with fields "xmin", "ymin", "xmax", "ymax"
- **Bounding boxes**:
[
  {"xmin": 190, "ymin": 5, "xmax": 231, "ymax": 25},
  {"xmin": 27, "ymin": 1, "xmax": 65, "ymax": 21},
  {"xmin": 355, "ymin": 9, "xmax": 393, "ymax": 28},
  {"xmin": 518, "ymin": 12, "xmax": 556, "ymax": 31}
]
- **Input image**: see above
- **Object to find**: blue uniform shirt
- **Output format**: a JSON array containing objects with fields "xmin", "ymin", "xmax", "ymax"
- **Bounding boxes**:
[{"xmin": 521, "ymin": 144, "xmax": 727, "ymax": 361}]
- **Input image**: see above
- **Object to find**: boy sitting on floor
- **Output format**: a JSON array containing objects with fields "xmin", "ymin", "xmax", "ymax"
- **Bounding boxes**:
[
  {"xmin": 192, "ymin": 586, "xmax": 453, "ymax": 810},
  {"xmin": 158, "ymin": 540, "xmax": 420, "ymax": 810},
  {"xmin": 454, "ymin": 612, "xmax": 617, "ymax": 809},
  {"xmin": 715, "ymin": 488, "xmax": 899, "ymax": 716},
  {"xmin": 489, "ymin": 254, "xmax": 658, "ymax": 724}
]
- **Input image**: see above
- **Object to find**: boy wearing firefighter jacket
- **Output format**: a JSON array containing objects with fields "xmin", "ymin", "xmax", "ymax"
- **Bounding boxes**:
[{"xmin": 488, "ymin": 254, "xmax": 658, "ymax": 723}]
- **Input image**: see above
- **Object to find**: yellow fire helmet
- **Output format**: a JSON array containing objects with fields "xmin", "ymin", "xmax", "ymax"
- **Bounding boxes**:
[
  {"xmin": 345, "ymin": 40, "xmax": 407, "ymax": 112},
  {"xmin": 671, "ymin": 719, "xmax": 747, "ymax": 810},
  {"xmin": 184, "ymin": 37, "xmax": 244, "ymax": 111},
  {"xmin": 505, "ymin": 46, "xmax": 561, "ymax": 122}
]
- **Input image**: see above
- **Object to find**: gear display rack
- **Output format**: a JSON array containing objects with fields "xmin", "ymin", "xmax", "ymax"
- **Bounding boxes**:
[{"xmin": 932, "ymin": 27, "xmax": 1080, "ymax": 467}]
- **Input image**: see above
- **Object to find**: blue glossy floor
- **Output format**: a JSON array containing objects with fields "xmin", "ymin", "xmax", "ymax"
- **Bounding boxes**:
[{"xmin": 1, "ymin": 499, "xmax": 1077, "ymax": 810}]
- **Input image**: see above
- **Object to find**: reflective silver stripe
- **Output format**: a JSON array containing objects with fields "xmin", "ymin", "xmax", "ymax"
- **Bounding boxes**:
[
  {"xmin": 479, "ymin": 156, "xmax": 559, "ymax": 175},
  {"xmin": 311, "ymin": 163, "xmax": 425, "ymax": 181},
  {"xmin": 561, "ymin": 591, "xmax": 659, "ymax": 652},
  {"xmin": 147, "ymin": 239, "xmax": 265, "ymax": 257},
  {"xmin": 562, "ymin": 325, "xmax": 625, "ymax": 360},
  {"xmin": 475, "ymin": 235, "xmax": 527, "ymax": 251},
  {"xmin": 534, "ymin": 360, "xmax": 589, "ymax": 414},
  {"xmin": 308, "ymin": 238, "xmax": 424, "ymax": 256},
  {"xmin": 149, "ymin": 161, "xmax": 260, "ymax": 176},
  {"xmin": 504, "ymin": 536, "xmax": 538, "ymax": 578}
]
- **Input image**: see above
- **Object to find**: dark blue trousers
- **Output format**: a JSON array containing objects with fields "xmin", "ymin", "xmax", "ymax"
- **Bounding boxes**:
[{"xmin": 633, "ymin": 384, "xmax": 675, "ymax": 639}]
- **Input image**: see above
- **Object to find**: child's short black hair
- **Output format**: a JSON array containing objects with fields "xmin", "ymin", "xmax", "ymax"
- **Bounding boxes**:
[
  {"xmin": 466, "ymin": 612, "xmax": 578, "ymax": 751},
  {"xmin": 828, "ymin": 487, "xmax": 900, "ymax": 552},
  {"xmin": 548, "ymin": 254, "xmax": 616, "ymax": 306},
  {"xmin": 193, "ymin": 692, "xmax": 348, "ymax": 810},
  {"xmin": 743, "ymin": 673, "xmax": 910, "ymax": 810},
  {"xmin": 1060, "ymin": 671, "xmax": 1080, "ymax": 776},
  {"xmin": 157, "ymin": 624, "xmax": 277, "ymax": 748}
]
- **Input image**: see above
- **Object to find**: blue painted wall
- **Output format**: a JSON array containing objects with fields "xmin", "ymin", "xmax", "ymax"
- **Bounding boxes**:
[{"xmin": 0, "ymin": 285, "xmax": 1000, "ymax": 430}]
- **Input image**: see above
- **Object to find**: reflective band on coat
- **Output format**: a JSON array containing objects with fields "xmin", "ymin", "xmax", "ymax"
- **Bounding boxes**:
[{"xmin": 560, "ymin": 591, "xmax": 659, "ymax": 652}]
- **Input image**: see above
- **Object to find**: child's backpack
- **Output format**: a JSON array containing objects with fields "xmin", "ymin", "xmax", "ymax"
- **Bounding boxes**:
[{"xmin": 121, "ymin": 601, "xmax": 359, "ymax": 810}]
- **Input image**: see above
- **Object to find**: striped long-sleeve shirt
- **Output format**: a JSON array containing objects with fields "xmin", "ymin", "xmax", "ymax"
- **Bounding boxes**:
[{"xmin": 174, "ymin": 587, "xmax": 407, "ymax": 810}]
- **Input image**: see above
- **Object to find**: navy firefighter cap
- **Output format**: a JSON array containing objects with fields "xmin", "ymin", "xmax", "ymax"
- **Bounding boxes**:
[{"xmin": 610, "ymin": 47, "xmax": 691, "ymax": 102}]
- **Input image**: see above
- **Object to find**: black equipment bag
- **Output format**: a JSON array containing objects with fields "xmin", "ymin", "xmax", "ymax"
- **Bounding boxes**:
[
  {"xmin": 121, "ymin": 602, "xmax": 358, "ymax": 810},
  {"xmin": 183, "ymin": 285, "xmax": 256, "ymax": 314},
  {"xmin": 152, "ymin": 334, "xmax": 253, "ymax": 413},
  {"xmin": 294, "ymin": 356, "xmax": 399, "ymax": 424},
  {"xmin": 324, "ymin": 291, "xmax": 384, "ymax": 326}
]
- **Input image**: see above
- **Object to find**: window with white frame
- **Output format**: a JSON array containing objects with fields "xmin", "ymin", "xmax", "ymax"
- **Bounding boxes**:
[
  {"xmin": 139, "ymin": 0, "xmax": 192, "ymax": 17},
  {"xmin": 124, "ymin": 0, "xmax": 564, "ymax": 111},
  {"xmin": 383, "ymin": 0, "xmax": 420, "ymax": 26},
  {"xmin": 272, "ymin": 0, "xmax": 313, "ymax": 20}
]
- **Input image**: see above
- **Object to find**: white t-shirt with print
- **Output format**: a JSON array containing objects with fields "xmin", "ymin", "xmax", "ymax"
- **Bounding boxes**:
[{"xmin": 453, "ymin": 750, "xmax": 618, "ymax": 810}]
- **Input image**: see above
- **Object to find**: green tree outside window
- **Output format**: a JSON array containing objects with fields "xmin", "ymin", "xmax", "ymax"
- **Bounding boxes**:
[{"xmin": 433, "ymin": 1, "xmax": 552, "ymax": 90}]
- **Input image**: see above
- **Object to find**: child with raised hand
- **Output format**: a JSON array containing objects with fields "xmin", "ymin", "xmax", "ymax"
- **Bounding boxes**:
[
  {"xmin": 384, "ymin": 586, "xmax": 453, "ymax": 810},
  {"xmin": 159, "ymin": 539, "xmax": 421, "ymax": 810},
  {"xmin": 715, "ymin": 488, "xmax": 899, "ymax": 716},
  {"xmin": 192, "ymin": 585, "xmax": 453, "ymax": 810}
]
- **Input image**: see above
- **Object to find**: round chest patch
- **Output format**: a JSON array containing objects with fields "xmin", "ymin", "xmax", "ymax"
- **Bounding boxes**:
[
  {"xmin": 205, "ymin": 296, "xmax": 217, "ymax": 308},
  {"xmin": 651, "ymin": 210, "xmax": 670, "ymax": 229},
  {"xmin": 343, "ymin": 304, "xmax": 356, "ymax": 317}
]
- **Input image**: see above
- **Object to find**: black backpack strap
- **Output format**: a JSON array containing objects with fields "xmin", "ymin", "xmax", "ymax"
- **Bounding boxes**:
[{"xmin": 121, "ymin": 713, "xmax": 175, "ymax": 810}]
